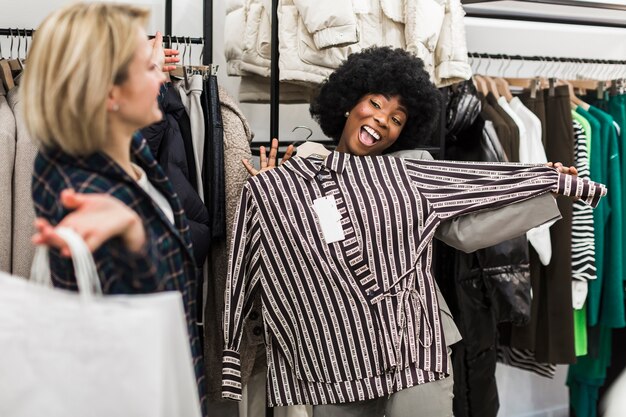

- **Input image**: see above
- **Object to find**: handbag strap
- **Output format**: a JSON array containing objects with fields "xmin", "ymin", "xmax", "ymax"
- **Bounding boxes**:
[{"xmin": 30, "ymin": 227, "xmax": 103, "ymax": 299}]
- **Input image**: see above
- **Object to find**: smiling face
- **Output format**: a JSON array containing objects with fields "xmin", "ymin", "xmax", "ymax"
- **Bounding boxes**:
[{"xmin": 335, "ymin": 94, "xmax": 408, "ymax": 156}]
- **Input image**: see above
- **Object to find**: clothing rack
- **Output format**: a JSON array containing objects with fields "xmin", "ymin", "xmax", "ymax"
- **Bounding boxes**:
[{"xmin": 164, "ymin": 0, "xmax": 212, "ymax": 65}]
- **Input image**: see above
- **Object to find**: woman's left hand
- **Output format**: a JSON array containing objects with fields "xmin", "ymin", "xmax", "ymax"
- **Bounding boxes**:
[
  {"xmin": 149, "ymin": 31, "xmax": 180, "ymax": 73},
  {"xmin": 547, "ymin": 162, "xmax": 578, "ymax": 176}
]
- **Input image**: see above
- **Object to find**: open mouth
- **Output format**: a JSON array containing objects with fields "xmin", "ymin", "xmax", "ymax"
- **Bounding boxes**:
[{"xmin": 359, "ymin": 125, "xmax": 381, "ymax": 147}]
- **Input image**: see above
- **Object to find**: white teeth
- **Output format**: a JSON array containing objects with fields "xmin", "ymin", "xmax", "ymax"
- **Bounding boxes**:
[{"xmin": 363, "ymin": 126, "xmax": 380, "ymax": 141}]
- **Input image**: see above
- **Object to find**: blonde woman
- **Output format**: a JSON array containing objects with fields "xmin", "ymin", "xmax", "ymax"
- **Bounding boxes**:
[{"xmin": 23, "ymin": 3, "xmax": 206, "ymax": 414}]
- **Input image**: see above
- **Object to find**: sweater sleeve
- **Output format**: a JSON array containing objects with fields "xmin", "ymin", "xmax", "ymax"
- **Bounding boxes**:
[
  {"xmin": 222, "ymin": 183, "xmax": 263, "ymax": 401},
  {"xmin": 404, "ymin": 159, "xmax": 606, "ymax": 222}
]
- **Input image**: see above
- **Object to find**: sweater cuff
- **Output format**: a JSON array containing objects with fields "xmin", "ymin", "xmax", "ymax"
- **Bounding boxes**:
[
  {"xmin": 222, "ymin": 349, "xmax": 242, "ymax": 401},
  {"xmin": 313, "ymin": 24, "xmax": 359, "ymax": 49},
  {"xmin": 555, "ymin": 172, "xmax": 607, "ymax": 208}
]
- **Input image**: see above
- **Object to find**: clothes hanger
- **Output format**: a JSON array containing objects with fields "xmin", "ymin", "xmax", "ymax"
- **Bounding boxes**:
[
  {"xmin": 469, "ymin": 53, "xmax": 488, "ymax": 96},
  {"xmin": 8, "ymin": 29, "xmax": 24, "ymax": 74},
  {"xmin": 172, "ymin": 37, "xmax": 214, "ymax": 83},
  {"xmin": 554, "ymin": 60, "xmax": 589, "ymax": 110},
  {"xmin": 0, "ymin": 32, "xmax": 15, "ymax": 91},
  {"xmin": 480, "ymin": 56, "xmax": 500, "ymax": 99},
  {"xmin": 595, "ymin": 61, "xmax": 616, "ymax": 100},
  {"xmin": 293, "ymin": 126, "xmax": 332, "ymax": 159},
  {"xmin": 505, "ymin": 57, "xmax": 539, "ymax": 91},
  {"xmin": 530, "ymin": 58, "xmax": 549, "ymax": 99},
  {"xmin": 12, "ymin": 29, "xmax": 27, "ymax": 85},
  {"xmin": 569, "ymin": 60, "xmax": 611, "ymax": 91},
  {"xmin": 504, "ymin": 56, "xmax": 537, "ymax": 91},
  {"xmin": 609, "ymin": 62, "xmax": 621, "ymax": 96},
  {"xmin": 537, "ymin": 57, "xmax": 556, "ymax": 96},
  {"xmin": 169, "ymin": 36, "xmax": 186, "ymax": 80},
  {"xmin": 494, "ymin": 56, "xmax": 513, "ymax": 102},
  {"xmin": 611, "ymin": 64, "xmax": 625, "ymax": 96},
  {"xmin": 569, "ymin": 60, "xmax": 589, "ymax": 109},
  {"xmin": 191, "ymin": 38, "xmax": 215, "ymax": 78},
  {"xmin": 473, "ymin": 75, "xmax": 488, "ymax": 96}
]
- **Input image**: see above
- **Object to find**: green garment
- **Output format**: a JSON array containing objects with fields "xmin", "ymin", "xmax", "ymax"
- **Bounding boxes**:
[
  {"xmin": 574, "ymin": 305, "xmax": 588, "ymax": 356},
  {"xmin": 572, "ymin": 110, "xmax": 593, "ymax": 159},
  {"xmin": 568, "ymin": 326, "xmax": 613, "ymax": 417},
  {"xmin": 607, "ymin": 95, "xmax": 626, "ymax": 285},
  {"xmin": 569, "ymin": 99, "xmax": 625, "ymax": 417},
  {"xmin": 586, "ymin": 106, "xmax": 624, "ymax": 329},
  {"xmin": 576, "ymin": 108, "xmax": 606, "ymax": 327},
  {"xmin": 608, "ymin": 94, "xmax": 626, "ymax": 135}
]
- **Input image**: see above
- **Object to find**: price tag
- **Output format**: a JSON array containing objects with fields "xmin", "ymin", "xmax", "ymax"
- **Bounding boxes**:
[{"xmin": 312, "ymin": 196, "xmax": 345, "ymax": 244}]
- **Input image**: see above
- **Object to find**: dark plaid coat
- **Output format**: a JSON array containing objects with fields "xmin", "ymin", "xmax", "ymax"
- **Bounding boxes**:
[{"xmin": 31, "ymin": 134, "xmax": 206, "ymax": 414}]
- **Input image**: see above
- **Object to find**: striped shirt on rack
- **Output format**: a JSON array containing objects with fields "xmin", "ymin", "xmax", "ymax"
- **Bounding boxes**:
[
  {"xmin": 572, "ymin": 120, "xmax": 597, "ymax": 283},
  {"xmin": 222, "ymin": 152, "xmax": 607, "ymax": 406}
]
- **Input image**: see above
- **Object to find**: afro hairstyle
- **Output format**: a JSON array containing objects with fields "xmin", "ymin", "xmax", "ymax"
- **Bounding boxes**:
[{"xmin": 309, "ymin": 46, "xmax": 441, "ymax": 153}]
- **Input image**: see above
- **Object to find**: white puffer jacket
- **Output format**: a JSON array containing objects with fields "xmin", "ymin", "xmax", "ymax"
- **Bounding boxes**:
[
  {"xmin": 278, "ymin": 0, "xmax": 404, "ymax": 85},
  {"xmin": 224, "ymin": 0, "xmax": 471, "ymax": 88},
  {"xmin": 224, "ymin": 0, "xmax": 246, "ymax": 76},
  {"xmin": 405, "ymin": 0, "xmax": 473, "ymax": 86}
]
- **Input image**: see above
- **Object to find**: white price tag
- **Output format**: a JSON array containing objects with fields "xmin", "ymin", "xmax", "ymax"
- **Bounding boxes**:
[{"xmin": 312, "ymin": 196, "xmax": 345, "ymax": 244}]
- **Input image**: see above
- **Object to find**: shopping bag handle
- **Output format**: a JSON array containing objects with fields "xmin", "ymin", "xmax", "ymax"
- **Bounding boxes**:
[{"xmin": 30, "ymin": 227, "xmax": 103, "ymax": 299}]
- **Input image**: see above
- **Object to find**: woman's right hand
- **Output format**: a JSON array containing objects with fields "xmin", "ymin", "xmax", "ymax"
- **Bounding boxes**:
[
  {"xmin": 243, "ymin": 138, "xmax": 294, "ymax": 176},
  {"xmin": 32, "ymin": 189, "xmax": 146, "ymax": 257}
]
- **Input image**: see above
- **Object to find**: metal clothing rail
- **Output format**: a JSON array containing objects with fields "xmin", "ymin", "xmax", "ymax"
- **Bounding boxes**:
[
  {"xmin": 468, "ymin": 52, "xmax": 626, "ymax": 66},
  {"xmin": 150, "ymin": 35, "xmax": 204, "ymax": 45}
]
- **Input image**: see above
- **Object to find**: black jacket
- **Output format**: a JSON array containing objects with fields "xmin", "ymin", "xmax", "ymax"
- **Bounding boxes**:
[
  {"xmin": 140, "ymin": 83, "xmax": 210, "ymax": 267},
  {"xmin": 447, "ymin": 109, "xmax": 532, "ymax": 327},
  {"xmin": 440, "ymin": 84, "xmax": 532, "ymax": 417}
]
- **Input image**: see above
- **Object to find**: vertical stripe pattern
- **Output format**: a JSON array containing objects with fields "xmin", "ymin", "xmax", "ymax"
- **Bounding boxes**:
[
  {"xmin": 571, "ymin": 120, "xmax": 597, "ymax": 282},
  {"xmin": 222, "ymin": 152, "xmax": 607, "ymax": 406}
]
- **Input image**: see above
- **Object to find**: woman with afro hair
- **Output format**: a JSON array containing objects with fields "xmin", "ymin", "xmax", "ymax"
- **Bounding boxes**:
[
  {"xmin": 245, "ymin": 46, "xmax": 445, "ymax": 172},
  {"xmin": 310, "ymin": 46, "xmax": 441, "ymax": 155},
  {"xmin": 244, "ymin": 46, "xmax": 575, "ymax": 417}
]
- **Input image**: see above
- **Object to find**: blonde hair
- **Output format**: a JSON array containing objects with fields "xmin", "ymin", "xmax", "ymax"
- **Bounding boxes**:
[{"xmin": 21, "ymin": 2, "xmax": 149, "ymax": 156}]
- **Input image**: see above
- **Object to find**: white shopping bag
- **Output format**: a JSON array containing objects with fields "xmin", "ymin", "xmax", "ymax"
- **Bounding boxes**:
[{"xmin": 0, "ymin": 228, "xmax": 201, "ymax": 417}]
